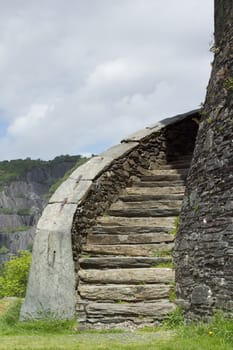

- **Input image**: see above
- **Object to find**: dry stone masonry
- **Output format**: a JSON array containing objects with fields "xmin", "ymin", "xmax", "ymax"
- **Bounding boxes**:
[
  {"xmin": 20, "ymin": 110, "xmax": 199, "ymax": 328},
  {"xmin": 174, "ymin": 0, "xmax": 233, "ymax": 321}
]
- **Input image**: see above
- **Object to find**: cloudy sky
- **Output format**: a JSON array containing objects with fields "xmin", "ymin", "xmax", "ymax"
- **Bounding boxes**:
[{"xmin": 0, "ymin": 0, "xmax": 214, "ymax": 161}]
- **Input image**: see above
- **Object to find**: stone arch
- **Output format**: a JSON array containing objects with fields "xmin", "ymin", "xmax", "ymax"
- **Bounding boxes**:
[{"xmin": 20, "ymin": 109, "xmax": 199, "ymax": 327}]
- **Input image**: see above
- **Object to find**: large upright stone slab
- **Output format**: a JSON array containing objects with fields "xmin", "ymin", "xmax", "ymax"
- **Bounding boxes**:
[{"xmin": 20, "ymin": 203, "xmax": 77, "ymax": 320}]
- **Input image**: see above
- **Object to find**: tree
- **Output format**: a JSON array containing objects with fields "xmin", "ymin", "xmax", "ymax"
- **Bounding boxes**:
[
  {"xmin": 0, "ymin": 251, "xmax": 32, "ymax": 298},
  {"xmin": 174, "ymin": 1, "xmax": 233, "ymax": 319}
]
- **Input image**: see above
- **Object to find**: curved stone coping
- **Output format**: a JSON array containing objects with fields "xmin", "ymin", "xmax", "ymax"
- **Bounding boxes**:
[
  {"xmin": 49, "ymin": 109, "xmax": 199, "ymax": 206},
  {"xmin": 20, "ymin": 108, "xmax": 199, "ymax": 320},
  {"xmin": 122, "ymin": 109, "xmax": 199, "ymax": 142}
]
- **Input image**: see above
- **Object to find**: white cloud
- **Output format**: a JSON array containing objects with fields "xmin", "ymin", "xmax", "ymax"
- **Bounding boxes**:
[{"xmin": 0, "ymin": 0, "xmax": 213, "ymax": 160}]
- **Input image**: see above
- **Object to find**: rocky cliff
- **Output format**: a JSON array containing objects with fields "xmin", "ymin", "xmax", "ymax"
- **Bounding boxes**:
[{"xmin": 0, "ymin": 155, "xmax": 86, "ymax": 263}]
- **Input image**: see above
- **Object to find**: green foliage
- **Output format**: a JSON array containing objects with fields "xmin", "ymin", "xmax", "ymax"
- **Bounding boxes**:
[
  {"xmin": 223, "ymin": 78, "xmax": 233, "ymax": 91},
  {"xmin": 16, "ymin": 208, "xmax": 31, "ymax": 216},
  {"xmin": 0, "ymin": 298, "xmax": 76, "ymax": 336},
  {"xmin": 169, "ymin": 285, "xmax": 176, "ymax": 303},
  {"xmin": 155, "ymin": 261, "xmax": 174, "ymax": 268},
  {"xmin": 0, "ymin": 246, "xmax": 9, "ymax": 255},
  {"xmin": 163, "ymin": 307, "xmax": 185, "ymax": 329},
  {"xmin": 207, "ymin": 116, "xmax": 212, "ymax": 124},
  {"xmin": 0, "ymin": 226, "xmax": 31, "ymax": 234},
  {"xmin": 169, "ymin": 216, "xmax": 180, "ymax": 236},
  {"xmin": 0, "ymin": 251, "xmax": 32, "ymax": 298},
  {"xmin": 152, "ymin": 249, "xmax": 172, "ymax": 257},
  {"xmin": 0, "ymin": 155, "xmax": 84, "ymax": 186},
  {"xmin": 0, "ymin": 303, "xmax": 232, "ymax": 350},
  {"xmin": 0, "ymin": 208, "xmax": 31, "ymax": 216}
]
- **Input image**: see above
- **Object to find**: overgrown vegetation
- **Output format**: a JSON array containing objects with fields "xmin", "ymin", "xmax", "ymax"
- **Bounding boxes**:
[
  {"xmin": 169, "ymin": 216, "xmax": 179, "ymax": 236},
  {"xmin": 152, "ymin": 249, "xmax": 172, "ymax": 257},
  {"xmin": 223, "ymin": 77, "xmax": 233, "ymax": 91},
  {"xmin": 0, "ymin": 246, "xmax": 9, "ymax": 255},
  {"xmin": 0, "ymin": 300, "xmax": 232, "ymax": 350},
  {"xmin": 0, "ymin": 251, "xmax": 32, "ymax": 298},
  {"xmin": 0, "ymin": 208, "xmax": 31, "ymax": 216},
  {"xmin": 0, "ymin": 226, "xmax": 31, "ymax": 234},
  {"xmin": 0, "ymin": 155, "xmax": 84, "ymax": 187}
]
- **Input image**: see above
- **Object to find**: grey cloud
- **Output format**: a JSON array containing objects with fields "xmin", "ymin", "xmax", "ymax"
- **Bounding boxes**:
[{"xmin": 0, "ymin": 0, "xmax": 213, "ymax": 160}]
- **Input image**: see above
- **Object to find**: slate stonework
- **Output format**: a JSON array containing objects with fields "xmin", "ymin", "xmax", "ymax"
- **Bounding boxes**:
[
  {"xmin": 174, "ymin": 0, "xmax": 233, "ymax": 320},
  {"xmin": 20, "ymin": 111, "xmax": 198, "ymax": 323}
]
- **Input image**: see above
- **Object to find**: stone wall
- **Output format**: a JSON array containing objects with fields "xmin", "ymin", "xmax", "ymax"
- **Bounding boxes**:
[
  {"xmin": 174, "ymin": 1, "xmax": 233, "ymax": 319},
  {"xmin": 72, "ymin": 113, "xmax": 199, "ymax": 277}
]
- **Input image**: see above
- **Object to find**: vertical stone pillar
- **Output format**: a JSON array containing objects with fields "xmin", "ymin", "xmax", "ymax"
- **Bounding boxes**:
[{"xmin": 174, "ymin": 0, "xmax": 233, "ymax": 319}]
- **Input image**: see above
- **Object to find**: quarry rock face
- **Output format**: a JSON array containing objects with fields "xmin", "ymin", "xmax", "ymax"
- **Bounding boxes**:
[
  {"xmin": 0, "ymin": 157, "xmax": 80, "ymax": 263},
  {"xmin": 21, "ymin": 111, "xmax": 199, "ymax": 327}
]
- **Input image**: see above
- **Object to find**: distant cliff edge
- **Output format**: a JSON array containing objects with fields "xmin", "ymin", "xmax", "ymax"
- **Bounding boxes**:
[{"xmin": 0, "ymin": 155, "xmax": 87, "ymax": 263}]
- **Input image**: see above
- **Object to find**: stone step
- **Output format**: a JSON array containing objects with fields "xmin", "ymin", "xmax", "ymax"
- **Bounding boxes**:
[
  {"xmin": 123, "ymin": 186, "xmax": 185, "ymax": 196},
  {"xmin": 96, "ymin": 216, "xmax": 176, "ymax": 229},
  {"xmin": 110, "ymin": 200, "xmax": 182, "ymax": 210},
  {"xmin": 141, "ymin": 174, "xmax": 187, "ymax": 182},
  {"xmin": 135, "ymin": 180, "xmax": 185, "ymax": 187},
  {"xmin": 78, "ymin": 284, "xmax": 171, "ymax": 301},
  {"xmin": 87, "ymin": 232, "xmax": 174, "ymax": 245},
  {"xmin": 78, "ymin": 267, "xmax": 174, "ymax": 284},
  {"xmin": 167, "ymin": 154, "xmax": 192, "ymax": 162},
  {"xmin": 83, "ymin": 242, "xmax": 174, "ymax": 256},
  {"xmin": 81, "ymin": 301, "xmax": 176, "ymax": 320},
  {"xmin": 159, "ymin": 163, "xmax": 190, "ymax": 170},
  {"xmin": 91, "ymin": 225, "xmax": 171, "ymax": 235},
  {"xmin": 119, "ymin": 193, "xmax": 184, "ymax": 201},
  {"xmin": 108, "ymin": 200, "xmax": 182, "ymax": 217},
  {"xmin": 79, "ymin": 256, "xmax": 173, "ymax": 269},
  {"xmin": 149, "ymin": 169, "xmax": 188, "ymax": 175}
]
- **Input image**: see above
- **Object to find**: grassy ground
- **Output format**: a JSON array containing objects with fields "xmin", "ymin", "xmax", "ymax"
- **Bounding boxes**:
[{"xmin": 0, "ymin": 298, "xmax": 232, "ymax": 350}]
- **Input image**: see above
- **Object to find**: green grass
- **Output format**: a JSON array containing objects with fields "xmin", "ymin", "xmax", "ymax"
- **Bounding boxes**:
[
  {"xmin": 0, "ymin": 299, "xmax": 232, "ymax": 350},
  {"xmin": 169, "ymin": 216, "xmax": 179, "ymax": 236},
  {"xmin": 0, "ymin": 208, "xmax": 31, "ymax": 216},
  {"xmin": 155, "ymin": 261, "xmax": 174, "ymax": 268},
  {"xmin": 0, "ymin": 226, "xmax": 31, "ymax": 234},
  {"xmin": 152, "ymin": 249, "xmax": 172, "ymax": 257}
]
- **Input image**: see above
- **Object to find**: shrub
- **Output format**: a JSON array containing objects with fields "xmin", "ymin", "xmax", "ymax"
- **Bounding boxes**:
[{"xmin": 0, "ymin": 251, "xmax": 32, "ymax": 298}]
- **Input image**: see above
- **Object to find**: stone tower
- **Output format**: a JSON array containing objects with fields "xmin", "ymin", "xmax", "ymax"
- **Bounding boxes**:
[{"xmin": 174, "ymin": 0, "xmax": 233, "ymax": 319}]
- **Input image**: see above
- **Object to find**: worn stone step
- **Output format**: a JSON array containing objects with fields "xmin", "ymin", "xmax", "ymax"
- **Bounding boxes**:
[
  {"xmin": 87, "ymin": 232, "xmax": 174, "ymax": 245},
  {"xmin": 119, "ymin": 193, "xmax": 184, "ymax": 201},
  {"xmin": 141, "ymin": 174, "xmax": 187, "ymax": 182},
  {"xmin": 110, "ymin": 200, "xmax": 182, "ymax": 210},
  {"xmin": 83, "ymin": 243, "xmax": 174, "ymax": 257},
  {"xmin": 83, "ymin": 242, "xmax": 174, "ymax": 257},
  {"xmin": 79, "ymin": 267, "xmax": 174, "ymax": 284},
  {"xmin": 91, "ymin": 225, "xmax": 171, "ymax": 235},
  {"xmin": 78, "ymin": 284, "xmax": 171, "ymax": 301},
  {"xmin": 124, "ymin": 186, "xmax": 185, "ymax": 196},
  {"xmin": 149, "ymin": 169, "xmax": 188, "ymax": 175},
  {"xmin": 167, "ymin": 154, "xmax": 192, "ymax": 162},
  {"xmin": 108, "ymin": 200, "xmax": 181, "ymax": 217},
  {"xmin": 135, "ymin": 180, "xmax": 185, "ymax": 187},
  {"xmin": 97, "ymin": 216, "xmax": 176, "ymax": 229},
  {"xmin": 159, "ymin": 163, "xmax": 190, "ymax": 170},
  {"xmin": 83, "ymin": 301, "xmax": 176, "ymax": 319},
  {"xmin": 79, "ymin": 256, "xmax": 173, "ymax": 269},
  {"xmin": 108, "ymin": 208, "xmax": 180, "ymax": 217}
]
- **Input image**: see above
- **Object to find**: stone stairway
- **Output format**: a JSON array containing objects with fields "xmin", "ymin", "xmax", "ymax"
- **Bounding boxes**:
[{"xmin": 77, "ymin": 156, "xmax": 191, "ymax": 328}]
